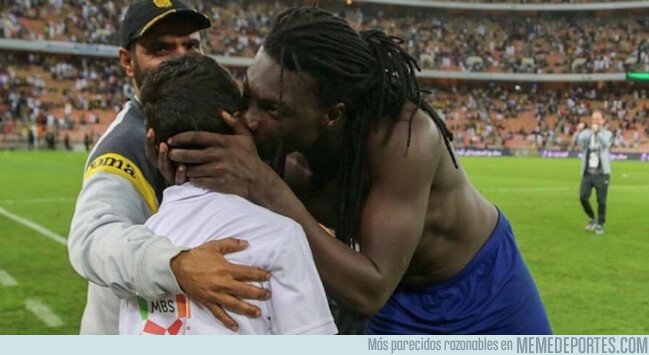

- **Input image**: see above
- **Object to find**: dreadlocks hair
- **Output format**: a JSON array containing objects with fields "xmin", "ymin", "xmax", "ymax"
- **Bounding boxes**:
[
  {"xmin": 140, "ymin": 53, "xmax": 241, "ymax": 147},
  {"xmin": 264, "ymin": 7, "xmax": 457, "ymax": 247}
]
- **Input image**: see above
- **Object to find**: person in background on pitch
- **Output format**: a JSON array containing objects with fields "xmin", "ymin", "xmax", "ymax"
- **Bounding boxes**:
[
  {"xmin": 573, "ymin": 110, "xmax": 613, "ymax": 236},
  {"xmin": 67, "ymin": 0, "xmax": 270, "ymax": 334}
]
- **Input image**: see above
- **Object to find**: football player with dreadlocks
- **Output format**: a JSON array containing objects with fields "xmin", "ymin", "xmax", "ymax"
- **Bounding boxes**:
[{"xmin": 155, "ymin": 7, "xmax": 552, "ymax": 335}]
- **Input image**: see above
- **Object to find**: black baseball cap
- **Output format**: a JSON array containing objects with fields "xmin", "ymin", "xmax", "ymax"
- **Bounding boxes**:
[{"xmin": 119, "ymin": 0, "xmax": 211, "ymax": 49}]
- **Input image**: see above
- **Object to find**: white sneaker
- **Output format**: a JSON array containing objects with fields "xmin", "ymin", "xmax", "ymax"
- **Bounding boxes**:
[
  {"xmin": 594, "ymin": 225, "xmax": 604, "ymax": 236},
  {"xmin": 585, "ymin": 219, "xmax": 597, "ymax": 232}
]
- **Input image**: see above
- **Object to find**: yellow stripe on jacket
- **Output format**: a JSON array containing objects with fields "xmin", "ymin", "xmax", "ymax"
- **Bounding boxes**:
[{"xmin": 84, "ymin": 153, "xmax": 159, "ymax": 214}]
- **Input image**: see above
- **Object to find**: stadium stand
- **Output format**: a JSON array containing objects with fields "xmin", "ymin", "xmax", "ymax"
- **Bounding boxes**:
[
  {"xmin": 2, "ymin": 1, "xmax": 649, "ymax": 73},
  {"xmin": 0, "ymin": 51, "xmax": 126, "ymax": 149},
  {"xmin": 426, "ymin": 83, "xmax": 649, "ymax": 151},
  {"xmin": 0, "ymin": 0, "xmax": 647, "ymax": 152}
]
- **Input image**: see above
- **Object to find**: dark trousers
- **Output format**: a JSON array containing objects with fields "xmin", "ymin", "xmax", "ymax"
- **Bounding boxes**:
[
  {"xmin": 328, "ymin": 296, "xmax": 365, "ymax": 334},
  {"xmin": 579, "ymin": 172, "xmax": 610, "ymax": 225}
]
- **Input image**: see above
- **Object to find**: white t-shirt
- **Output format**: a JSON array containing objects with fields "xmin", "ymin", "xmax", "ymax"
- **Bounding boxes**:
[
  {"xmin": 588, "ymin": 132, "xmax": 601, "ymax": 172},
  {"xmin": 119, "ymin": 183, "xmax": 337, "ymax": 335}
]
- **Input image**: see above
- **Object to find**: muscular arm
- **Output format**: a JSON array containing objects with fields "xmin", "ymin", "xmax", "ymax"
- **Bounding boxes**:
[
  {"xmin": 168, "ymin": 111, "xmax": 439, "ymax": 317},
  {"xmin": 200, "ymin": 113, "xmax": 438, "ymax": 317},
  {"xmin": 341, "ymin": 114, "xmax": 438, "ymax": 315}
]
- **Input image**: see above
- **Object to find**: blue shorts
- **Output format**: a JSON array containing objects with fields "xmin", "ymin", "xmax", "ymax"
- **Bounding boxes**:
[{"xmin": 365, "ymin": 212, "xmax": 552, "ymax": 335}]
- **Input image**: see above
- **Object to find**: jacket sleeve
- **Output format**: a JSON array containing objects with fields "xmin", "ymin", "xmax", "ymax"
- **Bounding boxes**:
[
  {"xmin": 68, "ymin": 171, "xmax": 186, "ymax": 299},
  {"xmin": 573, "ymin": 129, "xmax": 590, "ymax": 148},
  {"xmin": 597, "ymin": 130, "xmax": 613, "ymax": 149}
]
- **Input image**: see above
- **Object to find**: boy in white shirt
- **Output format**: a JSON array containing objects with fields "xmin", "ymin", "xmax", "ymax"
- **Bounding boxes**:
[{"xmin": 118, "ymin": 53, "xmax": 337, "ymax": 335}]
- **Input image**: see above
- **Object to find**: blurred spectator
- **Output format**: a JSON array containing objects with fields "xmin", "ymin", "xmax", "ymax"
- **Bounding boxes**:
[
  {"xmin": 0, "ymin": 51, "xmax": 129, "ymax": 147},
  {"xmin": 427, "ymin": 83, "xmax": 649, "ymax": 151},
  {"xmin": 2, "ymin": 0, "xmax": 648, "ymax": 74},
  {"xmin": 0, "ymin": 1, "xmax": 647, "ymax": 151}
]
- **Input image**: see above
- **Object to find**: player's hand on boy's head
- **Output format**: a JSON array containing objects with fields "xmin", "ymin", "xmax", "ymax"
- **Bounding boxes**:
[
  {"xmin": 170, "ymin": 238, "xmax": 271, "ymax": 331},
  {"xmin": 221, "ymin": 111, "xmax": 253, "ymax": 137},
  {"xmin": 166, "ymin": 113, "xmax": 274, "ymax": 202}
]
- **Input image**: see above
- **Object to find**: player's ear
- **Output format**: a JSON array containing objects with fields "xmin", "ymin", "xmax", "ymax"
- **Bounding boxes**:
[
  {"xmin": 119, "ymin": 47, "xmax": 135, "ymax": 79},
  {"xmin": 323, "ymin": 103, "xmax": 345, "ymax": 128}
]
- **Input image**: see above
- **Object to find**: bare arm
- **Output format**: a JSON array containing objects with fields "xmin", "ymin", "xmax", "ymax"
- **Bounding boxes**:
[
  {"xmin": 317, "ymin": 113, "xmax": 437, "ymax": 315},
  {"xmin": 168, "ymin": 112, "xmax": 438, "ymax": 316}
]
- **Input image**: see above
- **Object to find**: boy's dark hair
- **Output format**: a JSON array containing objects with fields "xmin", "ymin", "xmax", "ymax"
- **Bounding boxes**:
[
  {"xmin": 141, "ymin": 53, "xmax": 241, "ymax": 146},
  {"xmin": 264, "ymin": 7, "xmax": 457, "ymax": 246}
]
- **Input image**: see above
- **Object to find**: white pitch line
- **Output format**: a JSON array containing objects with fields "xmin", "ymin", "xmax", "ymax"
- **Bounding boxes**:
[
  {"xmin": 0, "ymin": 270, "xmax": 18, "ymax": 287},
  {"xmin": 0, "ymin": 197, "xmax": 75, "ymax": 205},
  {"xmin": 25, "ymin": 299, "xmax": 64, "ymax": 328},
  {"xmin": 0, "ymin": 206, "xmax": 67, "ymax": 246}
]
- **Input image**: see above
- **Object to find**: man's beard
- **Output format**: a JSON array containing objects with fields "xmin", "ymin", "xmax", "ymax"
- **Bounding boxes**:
[
  {"xmin": 132, "ymin": 59, "xmax": 148, "ymax": 91},
  {"xmin": 258, "ymin": 136, "xmax": 286, "ymax": 175},
  {"xmin": 268, "ymin": 139, "xmax": 285, "ymax": 176}
]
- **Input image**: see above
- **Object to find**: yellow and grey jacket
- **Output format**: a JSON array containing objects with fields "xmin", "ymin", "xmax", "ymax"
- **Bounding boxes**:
[{"xmin": 68, "ymin": 100, "xmax": 186, "ymax": 334}]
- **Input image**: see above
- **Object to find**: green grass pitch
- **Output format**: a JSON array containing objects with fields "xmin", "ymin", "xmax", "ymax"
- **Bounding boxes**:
[{"xmin": 0, "ymin": 150, "xmax": 647, "ymax": 334}]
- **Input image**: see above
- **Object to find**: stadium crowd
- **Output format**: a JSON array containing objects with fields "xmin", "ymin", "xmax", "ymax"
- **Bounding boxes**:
[
  {"xmin": 1, "ymin": 50, "xmax": 647, "ymax": 152},
  {"xmin": 0, "ymin": 51, "xmax": 128, "ymax": 149},
  {"xmin": 429, "ymin": 84, "xmax": 649, "ymax": 151},
  {"xmin": 1, "ymin": 0, "xmax": 648, "ymax": 74},
  {"xmin": 0, "ymin": 0, "xmax": 647, "ymax": 151}
]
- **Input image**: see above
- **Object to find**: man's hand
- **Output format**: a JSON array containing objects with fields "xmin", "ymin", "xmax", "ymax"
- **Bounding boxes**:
[
  {"xmin": 145, "ymin": 129, "xmax": 187, "ymax": 185},
  {"xmin": 591, "ymin": 123, "xmax": 600, "ymax": 132},
  {"xmin": 170, "ymin": 238, "xmax": 271, "ymax": 331},
  {"xmin": 166, "ymin": 112, "xmax": 280, "ymax": 204},
  {"xmin": 577, "ymin": 122, "xmax": 586, "ymax": 131}
]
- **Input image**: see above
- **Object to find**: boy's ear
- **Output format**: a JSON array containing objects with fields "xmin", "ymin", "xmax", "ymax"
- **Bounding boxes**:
[{"xmin": 324, "ymin": 103, "xmax": 345, "ymax": 128}]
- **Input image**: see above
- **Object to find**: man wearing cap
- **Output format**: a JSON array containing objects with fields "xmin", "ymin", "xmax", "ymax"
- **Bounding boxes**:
[{"xmin": 68, "ymin": 0, "xmax": 270, "ymax": 334}]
